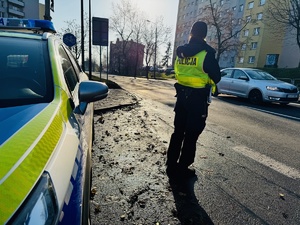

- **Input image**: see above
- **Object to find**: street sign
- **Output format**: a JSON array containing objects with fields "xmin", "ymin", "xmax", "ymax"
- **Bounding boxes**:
[
  {"xmin": 63, "ymin": 33, "xmax": 76, "ymax": 47},
  {"xmin": 92, "ymin": 17, "xmax": 109, "ymax": 46}
]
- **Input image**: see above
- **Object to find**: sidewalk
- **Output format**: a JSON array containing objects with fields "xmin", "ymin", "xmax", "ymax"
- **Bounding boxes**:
[
  {"xmin": 94, "ymin": 88, "xmax": 140, "ymax": 111},
  {"xmin": 90, "ymin": 86, "xmax": 213, "ymax": 224}
]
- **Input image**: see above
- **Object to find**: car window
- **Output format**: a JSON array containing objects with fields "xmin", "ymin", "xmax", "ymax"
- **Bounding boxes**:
[
  {"xmin": 63, "ymin": 45, "xmax": 82, "ymax": 75},
  {"xmin": 221, "ymin": 69, "xmax": 234, "ymax": 78},
  {"xmin": 0, "ymin": 37, "xmax": 53, "ymax": 107},
  {"xmin": 246, "ymin": 70, "xmax": 277, "ymax": 80},
  {"xmin": 233, "ymin": 70, "xmax": 246, "ymax": 79},
  {"xmin": 58, "ymin": 46, "xmax": 79, "ymax": 93}
]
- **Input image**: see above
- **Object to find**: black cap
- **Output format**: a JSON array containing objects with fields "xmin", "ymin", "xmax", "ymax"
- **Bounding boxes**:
[{"xmin": 190, "ymin": 21, "xmax": 207, "ymax": 39}]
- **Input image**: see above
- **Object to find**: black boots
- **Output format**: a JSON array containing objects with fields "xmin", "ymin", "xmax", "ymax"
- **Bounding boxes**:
[{"xmin": 166, "ymin": 163, "xmax": 196, "ymax": 181}]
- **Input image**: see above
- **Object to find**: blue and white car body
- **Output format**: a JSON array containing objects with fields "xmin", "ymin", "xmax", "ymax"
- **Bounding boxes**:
[{"xmin": 0, "ymin": 19, "xmax": 108, "ymax": 224}]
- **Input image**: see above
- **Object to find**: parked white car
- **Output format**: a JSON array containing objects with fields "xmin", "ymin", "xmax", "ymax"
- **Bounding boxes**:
[{"xmin": 214, "ymin": 68, "xmax": 299, "ymax": 105}]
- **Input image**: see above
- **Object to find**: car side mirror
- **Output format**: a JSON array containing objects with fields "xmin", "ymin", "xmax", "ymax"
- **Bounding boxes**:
[
  {"xmin": 75, "ymin": 80, "xmax": 109, "ymax": 114},
  {"xmin": 221, "ymin": 71, "xmax": 227, "ymax": 76}
]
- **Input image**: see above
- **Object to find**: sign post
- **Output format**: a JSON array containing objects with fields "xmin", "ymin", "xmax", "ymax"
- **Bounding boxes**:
[
  {"xmin": 63, "ymin": 33, "xmax": 76, "ymax": 47},
  {"xmin": 92, "ymin": 17, "xmax": 109, "ymax": 81}
]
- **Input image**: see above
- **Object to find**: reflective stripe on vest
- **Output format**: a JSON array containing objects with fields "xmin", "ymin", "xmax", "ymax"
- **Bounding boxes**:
[{"xmin": 175, "ymin": 50, "xmax": 216, "ymax": 91}]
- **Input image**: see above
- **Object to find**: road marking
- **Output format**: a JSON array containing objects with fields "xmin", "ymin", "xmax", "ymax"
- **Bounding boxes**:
[
  {"xmin": 233, "ymin": 146, "xmax": 300, "ymax": 180},
  {"xmin": 245, "ymin": 106, "xmax": 300, "ymax": 121}
]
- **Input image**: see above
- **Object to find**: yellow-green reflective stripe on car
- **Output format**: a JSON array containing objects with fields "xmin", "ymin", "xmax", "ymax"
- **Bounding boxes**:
[{"xmin": 0, "ymin": 88, "xmax": 72, "ymax": 224}]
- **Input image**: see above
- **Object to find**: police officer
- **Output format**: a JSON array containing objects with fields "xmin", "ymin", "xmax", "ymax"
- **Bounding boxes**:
[{"xmin": 166, "ymin": 21, "xmax": 221, "ymax": 180}]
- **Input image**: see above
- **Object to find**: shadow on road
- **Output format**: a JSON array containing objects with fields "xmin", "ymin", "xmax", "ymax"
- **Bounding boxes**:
[{"xmin": 169, "ymin": 176, "xmax": 214, "ymax": 225}]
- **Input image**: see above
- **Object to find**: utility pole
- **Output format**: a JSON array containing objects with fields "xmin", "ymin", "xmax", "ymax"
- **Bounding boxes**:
[
  {"xmin": 44, "ymin": 0, "xmax": 51, "ymax": 21},
  {"xmin": 146, "ymin": 20, "xmax": 157, "ymax": 79},
  {"xmin": 89, "ymin": 0, "xmax": 92, "ymax": 79},
  {"xmin": 154, "ymin": 26, "xmax": 157, "ymax": 79},
  {"xmin": 81, "ymin": 0, "xmax": 85, "ymax": 71}
]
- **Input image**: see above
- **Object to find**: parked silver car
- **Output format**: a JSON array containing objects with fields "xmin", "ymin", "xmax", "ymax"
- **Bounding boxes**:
[{"xmin": 214, "ymin": 68, "xmax": 299, "ymax": 105}]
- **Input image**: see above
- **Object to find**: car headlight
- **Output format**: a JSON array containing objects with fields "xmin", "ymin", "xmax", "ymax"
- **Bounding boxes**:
[
  {"xmin": 266, "ymin": 86, "xmax": 281, "ymax": 91},
  {"xmin": 8, "ymin": 172, "xmax": 59, "ymax": 225}
]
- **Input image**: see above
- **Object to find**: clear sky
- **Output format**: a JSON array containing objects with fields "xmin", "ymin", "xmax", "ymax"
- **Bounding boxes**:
[{"xmin": 39, "ymin": 0, "xmax": 179, "ymax": 45}]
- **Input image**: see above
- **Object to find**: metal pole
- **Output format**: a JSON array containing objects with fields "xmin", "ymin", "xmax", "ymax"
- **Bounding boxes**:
[
  {"xmin": 44, "ymin": 0, "xmax": 51, "ymax": 21},
  {"xmin": 81, "ymin": 0, "xmax": 85, "ymax": 71},
  {"xmin": 99, "ymin": 46, "xmax": 102, "ymax": 81},
  {"xmin": 107, "ymin": 46, "xmax": 109, "ymax": 81},
  {"xmin": 89, "ymin": 0, "xmax": 92, "ymax": 79},
  {"xmin": 154, "ymin": 26, "xmax": 157, "ymax": 79}
]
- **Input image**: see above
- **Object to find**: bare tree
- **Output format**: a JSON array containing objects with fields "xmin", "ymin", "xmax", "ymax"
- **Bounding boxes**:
[
  {"xmin": 141, "ymin": 23, "xmax": 155, "ymax": 79},
  {"xmin": 59, "ymin": 15, "xmax": 89, "ymax": 60},
  {"xmin": 110, "ymin": 0, "xmax": 171, "ymax": 77},
  {"xmin": 131, "ymin": 11, "xmax": 147, "ymax": 77},
  {"xmin": 144, "ymin": 16, "xmax": 172, "ymax": 78},
  {"xmin": 161, "ymin": 42, "xmax": 172, "ymax": 67},
  {"xmin": 110, "ymin": 0, "xmax": 136, "ymax": 75},
  {"xmin": 202, "ymin": 0, "xmax": 250, "ymax": 62},
  {"xmin": 267, "ymin": 0, "xmax": 300, "ymax": 66}
]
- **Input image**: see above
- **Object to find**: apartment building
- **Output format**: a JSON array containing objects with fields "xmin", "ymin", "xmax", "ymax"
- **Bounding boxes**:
[
  {"xmin": 0, "ymin": 0, "xmax": 39, "ymax": 19},
  {"xmin": 109, "ymin": 38, "xmax": 145, "ymax": 75},
  {"xmin": 174, "ymin": 0, "xmax": 299, "ymax": 68},
  {"xmin": 238, "ymin": 0, "xmax": 285, "ymax": 68}
]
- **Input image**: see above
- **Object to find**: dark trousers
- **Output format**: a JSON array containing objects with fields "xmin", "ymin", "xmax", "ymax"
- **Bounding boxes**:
[{"xmin": 167, "ymin": 83, "xmax": 209, "ymax": 169}]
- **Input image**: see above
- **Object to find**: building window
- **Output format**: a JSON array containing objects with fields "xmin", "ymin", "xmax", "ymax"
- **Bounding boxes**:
[
  {"xmin": 248, "ymin": 1, "xmax": 254, "ymax": 9},
  {"xmin": 246, "ymin": 15, "xmax": 252, "ymax": 22},
  {"xmin": 266, "ymin": 54, "xmax": 279, "ymax": 66},
  {"xmin": 239, "ymin": 57, "xmax": 244, "ymax": 63},
  {"xmin": 0, "ymin": 12, "xmax": 4, "ymax": 17},
  {"xmin": 241, "ymin": 43, "xmax": 247, "ymax": 50},
  {"xmin": 254, "ymin": 27, "xmax": 260, "ymax": 35},
  {"xmin": 251, "ymin": 42, "xmax": 258, "ymax": 49},
  {"xmin": 259, "ymin": 0, "xmax": 266, "ymax": 6},
  {"xmin": 249, "ymin": 56, "xmax": 255, "ymax": 63},
  {"xmin": 257, "ymin": 13, "xmax": 263, "ymax": 20},
  {"xmin": 244, "ymin": 29, "xmax": 249, "ymax": 36},
  {"xmin": 239, "ymin": 4, "xmax": 244, "ymax": 12}
]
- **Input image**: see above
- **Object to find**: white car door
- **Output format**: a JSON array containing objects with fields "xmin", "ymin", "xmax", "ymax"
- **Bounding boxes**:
[
  {"xmin": 218, "ymin": 69, "xmax": 234, "ymax": 94},
  {"xmin": 229, "ymin": 69, "xmax": 250, "ymax": 97}
]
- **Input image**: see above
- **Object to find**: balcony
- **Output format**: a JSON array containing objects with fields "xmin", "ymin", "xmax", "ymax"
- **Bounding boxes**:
[
  {"xmin": 8, "ymin": 8, "xmax": 24, "ymax": 17},
  {"xmin": 8, "ymin": 0, "xmax": 25, "ymax": 7}
]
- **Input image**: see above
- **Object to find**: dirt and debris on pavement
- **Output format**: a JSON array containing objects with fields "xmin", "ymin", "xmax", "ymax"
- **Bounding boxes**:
[
  {"xmin": 90, "ymin": 87, "xmax": 213, "ymax": 225},
  {"xmin": 91, "ymin": 88, "xmax": 179, "ymax": 224}
]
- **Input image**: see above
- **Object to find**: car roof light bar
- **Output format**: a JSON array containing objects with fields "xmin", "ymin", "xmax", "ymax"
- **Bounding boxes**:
[{"xmin": 0, "ymin": 18, "xmax": 56, "ymax": 33}]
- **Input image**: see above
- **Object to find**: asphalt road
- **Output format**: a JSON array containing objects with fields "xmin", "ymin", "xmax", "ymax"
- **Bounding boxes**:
[{"xmin": 105, "ymin": 74, "xmax": 300, "ymax": 225}]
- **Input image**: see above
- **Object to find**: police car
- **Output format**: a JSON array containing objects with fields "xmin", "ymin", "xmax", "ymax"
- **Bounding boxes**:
[{"xmin": 0, "ymin": 18, "xmax": 108, "ymax": 224}]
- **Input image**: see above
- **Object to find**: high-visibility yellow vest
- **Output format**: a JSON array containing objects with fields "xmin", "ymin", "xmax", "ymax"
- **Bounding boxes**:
[{"xmin": 175, "ymin": 50, "xmax": 216, "ymax": 92}]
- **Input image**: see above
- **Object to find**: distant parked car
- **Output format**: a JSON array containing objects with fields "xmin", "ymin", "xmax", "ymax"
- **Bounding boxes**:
[
  {"xmin": 214, "ymin": 68, "xmax": 299, "ymax": 105},
  {"xmin": 165, "ymin": 67, "xmax": 174, "ymax": 75}
]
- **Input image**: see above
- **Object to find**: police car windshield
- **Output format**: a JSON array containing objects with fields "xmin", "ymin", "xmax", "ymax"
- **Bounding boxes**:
[{"xmin": 0, "ymin": 37, "xmax": 53, "ymax": 107}]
